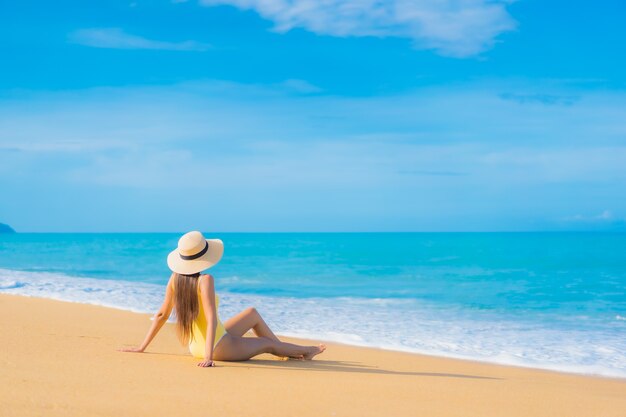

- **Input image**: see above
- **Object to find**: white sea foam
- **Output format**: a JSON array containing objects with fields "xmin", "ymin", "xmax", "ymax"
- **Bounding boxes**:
[
  {"xmin": 0, "ymin": 279, "xmax": 23, "ymax": 289},
  {"xmin": 0, "ymin": 269, "xmax": 165, "ymax": 315},
  {"xmin": 1, "ymin": 268, "xmax": 625, "ymax": 379}
]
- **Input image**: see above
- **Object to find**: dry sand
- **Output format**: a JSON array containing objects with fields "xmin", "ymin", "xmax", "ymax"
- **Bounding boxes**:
[{"xmin": 1, "ymin": 293, "xmax": 625, "ymax": 417}]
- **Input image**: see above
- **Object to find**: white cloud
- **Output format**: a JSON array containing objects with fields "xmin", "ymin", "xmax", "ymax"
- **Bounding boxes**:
[
  {"xmin": 68, "ymin": 28, "xmax": 211, "ymax": 51},
  {"xmin": 597, "ymin": 210, "xmax": 613, "ymax": 220},
  {"xmin": 278, "ymin": 78, "xmax": 323, "ymax": 94},
  {"xmin": 560, "ymin": 211, "xmax": 624, "ymax": 228},
  {"xmin": 2, "ymin": 79, "xmax": 626, "ymax": 231},
  {"xmin": 499, "ymin": 93, "xmax": 579, "ymax": 106},
  {"xmin": 199, "ymin": 0, "xmax": 516, "ymax": 57}
]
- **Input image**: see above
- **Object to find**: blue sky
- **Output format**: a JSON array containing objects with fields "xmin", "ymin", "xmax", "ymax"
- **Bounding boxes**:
[{"xmin": 1, "ymin": 0, "xmax": 625, "ymax": 232}]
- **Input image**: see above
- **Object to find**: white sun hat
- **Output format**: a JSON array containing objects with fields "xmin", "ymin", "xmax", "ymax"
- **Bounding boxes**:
[{"xmin": 167, "ymin": 231, "xmax": 224, "ymax": 275}]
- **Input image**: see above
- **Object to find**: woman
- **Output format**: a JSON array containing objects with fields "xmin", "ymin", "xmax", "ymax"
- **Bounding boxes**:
[{"xmin": 118, "ymin": 231, "xmax": 326, "ymax": 367}]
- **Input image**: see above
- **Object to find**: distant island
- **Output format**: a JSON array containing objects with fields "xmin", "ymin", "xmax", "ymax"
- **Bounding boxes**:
[{"xmin": 0, "ymin": 223, "xmax": 16, "ymax": 233}]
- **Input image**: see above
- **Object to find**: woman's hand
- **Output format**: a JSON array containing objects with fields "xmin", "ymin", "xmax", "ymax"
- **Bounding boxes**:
[
  {"xmin": 197, "ymin": 359, "xmax": 216, "ymax": 367},
  {"xmin": 117, "ymin": 346, "xmax": 145, "ymax": 353}
]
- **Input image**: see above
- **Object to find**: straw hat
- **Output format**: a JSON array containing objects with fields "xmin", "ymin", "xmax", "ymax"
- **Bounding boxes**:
[{"xmin": 167, "ymin": 231, "xmax": 224, "ymax": 275}]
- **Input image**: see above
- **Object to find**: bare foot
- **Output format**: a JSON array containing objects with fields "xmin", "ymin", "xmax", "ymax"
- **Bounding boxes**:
[{"xmin": 302, "ymin": 344, "xmax": 326, "ymax": 360}]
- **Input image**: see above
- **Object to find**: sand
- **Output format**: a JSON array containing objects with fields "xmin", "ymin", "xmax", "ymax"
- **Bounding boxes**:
[{"xmin": 1, "ymin": 293, "xmax": 625, "ymax": 417}]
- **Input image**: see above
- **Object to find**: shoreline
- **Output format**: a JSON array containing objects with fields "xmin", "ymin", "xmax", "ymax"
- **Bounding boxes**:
[
  {"xmin": 281, "ymin": 333, "xmax": 626, "ymax": 383},
  {"xmin": 2, "ymin": 293, "xmax": 625, "ymax": 417},
  {"xmin": 2, "ymin": 290, "xmax": 625, "ymax": 381}
]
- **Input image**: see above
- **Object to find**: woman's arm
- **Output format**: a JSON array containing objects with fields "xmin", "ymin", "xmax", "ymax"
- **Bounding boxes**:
[
  {"xmin": 118, "ymin": 274, "xmax": 176, "ymax": 353},
  {"xmin": 198, "ymin": 274, "xmax": 217, "ymax": 367}
]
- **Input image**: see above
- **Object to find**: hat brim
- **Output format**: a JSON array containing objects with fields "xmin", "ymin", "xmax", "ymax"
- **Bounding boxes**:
[{"xmin": 167, "ymin": 239, "xmax": 224, "ymax": 275}]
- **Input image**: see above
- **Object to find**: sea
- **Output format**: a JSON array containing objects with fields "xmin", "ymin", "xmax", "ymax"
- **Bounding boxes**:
[{"xmin": 1, "ymin": 232, "xmax": 625, "ymax": 378}]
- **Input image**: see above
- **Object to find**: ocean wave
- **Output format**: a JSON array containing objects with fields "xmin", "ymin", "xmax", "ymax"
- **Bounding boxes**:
[
  {"xmin": 0, "ymin": 279, "xmax": 24, "ymax": 289},
  {"xmin": 1, "ymin": 268, "xmax": 625, "ymax": 379},
  {"xmin": 0, "ymin": 268, "xmax": 164, "ymax": 314}
]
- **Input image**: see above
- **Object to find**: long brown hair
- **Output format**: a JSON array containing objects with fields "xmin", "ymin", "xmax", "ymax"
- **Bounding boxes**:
[{"xmin": 173, "ymin": 272, "xmax": 200, "ymax": 345}]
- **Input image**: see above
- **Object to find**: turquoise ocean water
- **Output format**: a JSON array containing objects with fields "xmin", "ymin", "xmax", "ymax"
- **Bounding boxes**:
[{"xmin": 1, "ymin": 232, "xmax": 625, "ymax": 378}]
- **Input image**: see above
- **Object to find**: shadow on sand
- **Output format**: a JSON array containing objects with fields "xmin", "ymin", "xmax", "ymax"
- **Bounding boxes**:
[
  {"xmin": 130, "ymin": 350, "xmax": 501, "ymax": 380},
  {"xmin": 231, "ymin": 358, "xmax": 502, "ymax": 380}
]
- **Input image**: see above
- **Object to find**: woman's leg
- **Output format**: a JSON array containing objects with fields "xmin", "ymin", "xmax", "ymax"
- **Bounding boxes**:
[
  {"xmin": 224, "ymin": 307, "xmax": 280, "ymax": 341},
  {"xmin": 213, "ymin": 333, "xmax": 326, "ymax": 362}
]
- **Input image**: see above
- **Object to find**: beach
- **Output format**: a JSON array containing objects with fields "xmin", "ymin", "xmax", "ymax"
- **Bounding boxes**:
[
  {"xmin": 2, "ymin": 293, "xmax": 625, "ymax": 417},
  {"xmin": 2, "ymin": 233, "xmax": 626, "ymax": 379},
  {"xmin": 3, "ymin": 0, "xmax": 626, "ymax": 414}
]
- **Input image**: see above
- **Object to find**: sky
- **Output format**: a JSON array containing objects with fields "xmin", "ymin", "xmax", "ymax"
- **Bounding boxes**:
[{"xmin": 0, "ymin": 0, "xmax": 625, "ymax": 232}]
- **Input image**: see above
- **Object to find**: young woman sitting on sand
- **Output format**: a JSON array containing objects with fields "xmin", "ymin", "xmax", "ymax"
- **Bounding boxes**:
[{"xmin": 119, "ymin": 231, "xmax": 326, "ymax": 367}]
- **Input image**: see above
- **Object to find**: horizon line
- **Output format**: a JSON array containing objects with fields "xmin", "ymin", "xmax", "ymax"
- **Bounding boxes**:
[{"xmin": 3, "ymin": 230, "xmax": 625, "ymax": 234}]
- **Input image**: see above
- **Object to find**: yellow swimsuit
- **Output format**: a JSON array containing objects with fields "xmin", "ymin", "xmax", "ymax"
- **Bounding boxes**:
[{"xmin": 187, "ymin": 282, "xmax": 227, "ymax": 358}]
